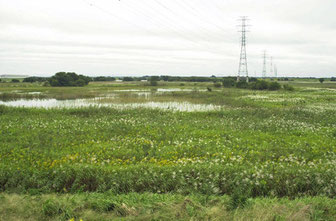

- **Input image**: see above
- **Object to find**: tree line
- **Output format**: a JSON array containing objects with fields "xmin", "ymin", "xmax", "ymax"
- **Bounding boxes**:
[{"xmin": 10, "ymin": 73, "xmax": 336, "ymax": 87}]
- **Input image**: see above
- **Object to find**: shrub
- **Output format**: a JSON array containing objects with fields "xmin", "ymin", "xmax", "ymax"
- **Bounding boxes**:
[
  {"xmin": 214, "ymin": 82, "xmax": 222, "ymax": 88},
  {"xmin": 319, "ymin": 78, "xmax": 325, "ymax": 83},
  {"xmin": 250, "ymin": 80, "xmax": 269, "ymax": 90},
  {"xmin": 283, "ymin": 84, "xmax": 294, "ymax": 91},
  {"xmin": 222, "ymin": 78, "xmax": 235, "ymax": 88},
  {"xmin": 248, "ymin": 80, "xmax": 281, "ymax": 91},
  {"xmin": 268, "ymin": 82, "xmax": 281, "ymax": 91},
  {"xmin": 331, "ymin": 77, "xmax": 336, "ymax": 82},
  {"xmin": 236, "ymin": 81, "xmax": 248, "ymax": 89},
  {"xmin": 11, "ymin": 79, "xmax": 20, "ymax": 83}
]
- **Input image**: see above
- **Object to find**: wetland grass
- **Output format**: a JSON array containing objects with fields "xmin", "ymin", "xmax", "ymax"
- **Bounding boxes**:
[{"xmin": 1, "ymin": 80, "xmax": 336, "ymax": 220}]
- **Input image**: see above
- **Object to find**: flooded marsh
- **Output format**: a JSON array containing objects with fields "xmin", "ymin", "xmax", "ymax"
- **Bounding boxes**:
[{"xmin": 1, "ymin": 81, "xmax": 336, "ymax": 200}]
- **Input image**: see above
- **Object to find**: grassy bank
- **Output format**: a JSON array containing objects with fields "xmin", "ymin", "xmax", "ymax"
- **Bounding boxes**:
[{"xmin": 1, "ymin": 193, "xmax": 335, "ymax": 221}]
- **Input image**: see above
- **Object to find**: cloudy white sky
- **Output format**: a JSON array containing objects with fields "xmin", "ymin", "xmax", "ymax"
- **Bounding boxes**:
[{"xmin": 0, "ymin": 0, "xmax": 335, "ymax": 77}]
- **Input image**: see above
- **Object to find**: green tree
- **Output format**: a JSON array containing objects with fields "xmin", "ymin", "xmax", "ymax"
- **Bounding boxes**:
[
  {"xmin": 48, "ymin": 72, "xmax": 90, "ymax": 87},
  {"xmin": 149, "ymin": 76, "xmax": 158, "ymax": 86},
  {"xmin": 75, "ymin": 79, "xmax": 86, "ymax": 86},
  {"xmin": 319, "ymin": 78, "xmax": 325, "ymax": 83},
  {"xmin": 123, "ymin": 77, "xmax": 134, "ymax": 82}
]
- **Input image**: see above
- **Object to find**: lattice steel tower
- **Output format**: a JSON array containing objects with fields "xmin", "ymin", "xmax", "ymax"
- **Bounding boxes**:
[
  {"xmin": 237, "ymin": 16, "xmax": 249, "ymax": 82},
  {"xmin": 262, "ymin": 50, "xmax": 267, "ymax": 78},
  {"xmin": 270, "ymin": 56, "xmax": 274, "ymax": 77}
]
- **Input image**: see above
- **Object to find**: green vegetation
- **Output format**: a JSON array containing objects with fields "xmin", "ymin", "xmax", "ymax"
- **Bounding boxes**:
[
  {"xmin": 1, "ymin": 193, "xmax": 335, "ymax": 221},
  {"xmin": 222, "ymin": 78, "xmax": 235, "ymax": 88},
  {"xmin": 92, "ymin": 76, "xmax": 116, "ymax": 82},
  {"xmin": 221, "ymin": 79, "xmax": 282, "ymax": 91},
  {"xmin": 11, "ymin": 79, "xmax": 20, "ymax": 83},
  {"xmin": 1, "ymin": 102, "xmax": 335, "ymax": 197},
  {"xmin": 283, "ymin": 84, "xmax": 295, "ymax": 91},
  {"xmin": 123, "ymin": 77, "xmax": 135, "ymax": 82},
  {"xmin": 213, "ymin": 82, "xmax": 222, "ymax": 88},
  {"xmin": 149, "ymin": 76, "xmax": 159, "ymax": 86},
  {"xmin": 1, "ymin": 79, "xmax": 336, "ymax": 220},
  {"xmin": 49, "ymin": 72, "xmax": 91, "ymax": 87},
  {"xmin": 23, "ymin": 76, "xmax": 48, "ymax": 83}
]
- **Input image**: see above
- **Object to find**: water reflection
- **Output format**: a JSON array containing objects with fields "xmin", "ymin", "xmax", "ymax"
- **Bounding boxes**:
[{"xmin": 0, "ymin": 98, "xmax": 221, "ymax": 112}]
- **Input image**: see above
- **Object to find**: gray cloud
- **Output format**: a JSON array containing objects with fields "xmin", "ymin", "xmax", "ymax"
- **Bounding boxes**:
[{"xmin": 0, "ymin": 0, "xmax": 335, "ymax": 77}]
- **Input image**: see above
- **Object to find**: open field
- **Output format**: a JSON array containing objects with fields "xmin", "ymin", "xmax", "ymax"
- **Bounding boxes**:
[{"xmin": 1, "ymin": 80, "xmax": 336, "ymax": 220}]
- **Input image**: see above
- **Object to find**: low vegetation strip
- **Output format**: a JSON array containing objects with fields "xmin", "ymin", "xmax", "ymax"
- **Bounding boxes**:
[{"xmin": 0, "ymin": 193, "xmax": 335, "ymax": 220}]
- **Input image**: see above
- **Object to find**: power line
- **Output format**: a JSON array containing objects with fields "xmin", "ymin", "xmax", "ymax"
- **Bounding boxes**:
[
  {"xmin": 178, "ymin": 0, "xmax": 228, "ymax": 32},
  {"xmin": 80, "ymin": 0, "xmax": 157, "ymax": 36},
  {"xmin": 81, "ymin": 0, "xmax": 226, "ymax": 56},
  {"xmin": 124, "ymin": 0, "xmax": 225, "ymax": 46},
  {"xmin": 151, "ymin": 0, "xmax": 227, "ymax": 52}
]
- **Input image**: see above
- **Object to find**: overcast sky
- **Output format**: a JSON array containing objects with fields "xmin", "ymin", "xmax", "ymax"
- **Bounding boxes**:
[{"xmin": 0, "ymin": 0, "xmax": 335, "ymax": 77}]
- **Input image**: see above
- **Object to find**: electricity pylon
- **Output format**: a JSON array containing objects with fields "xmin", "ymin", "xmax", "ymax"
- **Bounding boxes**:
[
  {"xmin": 237, "ymin": 16, "xmax": 249, "ymax": 82},
  {"xmin": 262, "ymin": 50, "xmax": 267, "ymax": 78},
  {"xmin": 270, "ymin": 56, "xmax": 274, "ymax": 77}
]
